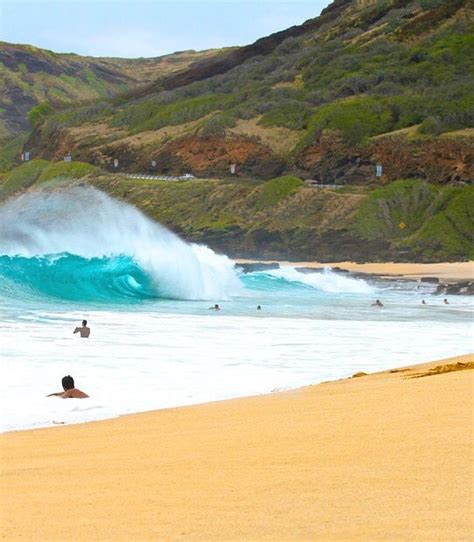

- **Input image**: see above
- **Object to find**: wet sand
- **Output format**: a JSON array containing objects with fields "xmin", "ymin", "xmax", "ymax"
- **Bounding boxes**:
[
  {"xmin": 1, "ymin": 354, "xmax": 473, "ymax": 540},
  {"xmin": 236, "ymin": 260, "xmax": 474, "ymax": 282}
]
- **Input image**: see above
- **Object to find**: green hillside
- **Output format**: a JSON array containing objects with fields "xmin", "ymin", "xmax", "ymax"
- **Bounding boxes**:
[
  {"xmin": 1, "ymin": 161, "xmax": 471, "ymax": 262},
  {"xmin": 0, "ymin": 42, "xmax": 220, "ymax": 140},
  {"xmin": 22, "ymin": 0, "xmax": 473, "ymax": 183}
]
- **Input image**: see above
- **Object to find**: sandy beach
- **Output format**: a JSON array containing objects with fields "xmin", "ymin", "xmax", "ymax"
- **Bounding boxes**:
[
  {"xmin": 236, "ymin": 260, "xmax": 474, "ymax": 282},
  {"xmin": 1, "ymin": 353, "xmax": 473, "ymax": 540}
]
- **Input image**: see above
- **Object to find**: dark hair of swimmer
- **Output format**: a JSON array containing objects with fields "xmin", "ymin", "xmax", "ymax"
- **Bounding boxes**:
[
  {"xmin": 82, "ymin": 320, "xmax": 87, "ymax": 326},
  {"xmin": 62, "ymin": 375, "xmax": 75, "ymax": 390},
  {"xmin": 257, "ymin": 305, "xmax": 262, "ymax": 310}
]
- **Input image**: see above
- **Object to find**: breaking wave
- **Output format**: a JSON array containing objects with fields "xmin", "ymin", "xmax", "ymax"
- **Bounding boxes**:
[{"xmin": 0, "ymin": 186, "xmax": 241, "ymax": 301}]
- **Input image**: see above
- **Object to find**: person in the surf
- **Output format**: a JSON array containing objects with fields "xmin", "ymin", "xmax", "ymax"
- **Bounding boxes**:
[
  {"xmin": 257, "ymin": 305, "xmax": 262, "ymax": 310},
  {"xmin": 372, "ymin": 299, "xmax": 384, "ymax": 308},
  {"xmin": 422, "ymin": 300, "xmax": 427, "ymax": 305},
  {"xmin": 47, "ymin": 375, "xmax": 89, "ymax": 398},
  {"xmin": 209, "ymin": 304, "xmax": 221, "ymax": 311},
  {"xmin": 444, "ymin": 298, "xmax": 449, "ymax": 305},
  {"xmin": 74, "ymin": 319, "xmax": 90, "ymax": 337}
]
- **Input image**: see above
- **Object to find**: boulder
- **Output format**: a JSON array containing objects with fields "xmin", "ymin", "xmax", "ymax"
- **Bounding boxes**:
[
  {"xmin": 236, "ymin": 262, "xmax": 280, "ymax": 273},
  {"xmin": 420, "ymin": 277, "xmax": 440, "ymax": 283}
]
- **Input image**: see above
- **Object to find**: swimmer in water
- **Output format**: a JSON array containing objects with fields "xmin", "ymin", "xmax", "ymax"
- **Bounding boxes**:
[
  {"xmin": 47, "ymin": 375, "xmax": 89, "ymax": 398},
  {"xmin": 209, "ymin": 304, "xmax": 220, "ymax": 311},
  {"xmin": 422, "ymin": 300, "xmax": 427, "ymax": 305},
  {"xmin": 74, "ymin": 320, "xmax": 90, "ymax": 338},
  {"xmin": 444, "ymin": 298, "xmax": 449, "ymax": 305},
  {"xmin": 257, "ymin": 305, "xmax": 262, "ymax": 310},
  {"xmin": 371, "ymin": 299, "xmax": 384, "ymax": 308}
]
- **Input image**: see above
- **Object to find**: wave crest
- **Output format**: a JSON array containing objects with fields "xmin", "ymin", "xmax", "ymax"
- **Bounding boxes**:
[{"xmin": 0, "ymin": 186, "xmax": 241, "ymax": 301}]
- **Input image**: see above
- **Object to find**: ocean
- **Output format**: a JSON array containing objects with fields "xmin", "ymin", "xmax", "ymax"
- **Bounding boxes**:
[{"xmin": 1, "ymin": 186, "xmax": 472, "ymax": 432}]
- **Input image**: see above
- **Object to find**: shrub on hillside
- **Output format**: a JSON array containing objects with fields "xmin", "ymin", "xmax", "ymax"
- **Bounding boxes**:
[
  {"xmin": 27, "ymin": 103, "xmax": 54, "ymax": 127},
  {"xmin": 198, "ymin": 113, "xmax": 237, "ymax": 137},
  {"xmin": 0, "ymin": 159, "xmax": 50, "ymax": 199},
  {"xmin": 418, "ymin": 116, "xmax": 443, "ymax": 135},
  {"xmin": 37, "ymin": 161, "xmax": 99, "ymax": 183},
  {"xmin": 259, "ymin": 102, "xmax": 311, "ymax": 130},
  {"xmin": 255, "ymin": 176, "xmax": 304, "ymax": 210}
]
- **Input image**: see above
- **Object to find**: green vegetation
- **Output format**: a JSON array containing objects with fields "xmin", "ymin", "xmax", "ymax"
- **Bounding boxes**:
[
  {"xmin": 1, "ymin": 161, "xmax": 471, "ymax": 261},
  {"xmin": 0, "ymin": 41, "xmax": 219, "ymax": 141},
  {"xmin": 255, "ymin": 176, "xmax": 304, "ymax": 210},
  {"xmin": 36, "ymin": 161, "xmax": 99, "ymax": 183},
  {"xmin": 20, "ymin": 0, "xmax": 472, "ymax": 179},
  {"xmin": 399, "ymin": 187, "xmax": 474, "ymax": 260},
  {"xmin": 27, "ymin": 102, "xmax": 54, "ymax": 127},
  {"xmin": 303, "ymin": 97, "xmax": 394, "ymax": 146},
  {"xmin": 0, "ymin": 132, "xmax": 30, "ymax": 172},
  {"xmin": 353, "ymin": 180, "xmax": 438, "ymax": 239},
  {"xmin": 110, "ymin": 94, "xmax": 237, "ymax": 134},
  {"xmin": 0, "ymin": 159, "xmax": 50, "ymax": 198},
  {"xmin": 258, "ymin": 102, "xmax": 311, "ymax": 130},
  {"xmin": 88, "ymin": 175, "xmax": 471, "ymax": 261},
  {"xmin": 198, "ymin": 112, "xmax": 237, "ymax": 136},
  {"xmin": 353, "ymin": 180, "xmax": 474, "ymax": 260},
  {"xmin": 0, "ymin": 160, "xmax": 99, "ymax": 199}
]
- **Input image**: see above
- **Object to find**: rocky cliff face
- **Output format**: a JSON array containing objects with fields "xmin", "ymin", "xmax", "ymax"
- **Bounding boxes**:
[
  {"xmin": 296, "ymin": 131, "xmax": 473, "ymax": 184},
  {"xmin": 27, "ymin": 122, "xmax": 473, "ymax": 185}
]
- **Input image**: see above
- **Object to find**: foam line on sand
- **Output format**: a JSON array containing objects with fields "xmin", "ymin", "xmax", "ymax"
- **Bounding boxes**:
[{"xmin": 1, "ymin": 354, "xmax": 473, "ymax": 540}]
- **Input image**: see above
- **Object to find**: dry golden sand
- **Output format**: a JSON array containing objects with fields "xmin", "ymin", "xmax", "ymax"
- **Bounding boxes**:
[
  {"xmin": 237, "ymin": 260, "xmax": 474, "ymax": 282},
  {"xmin": 1, "ymin": 354, "xmax": 473, "ymax": 541}
]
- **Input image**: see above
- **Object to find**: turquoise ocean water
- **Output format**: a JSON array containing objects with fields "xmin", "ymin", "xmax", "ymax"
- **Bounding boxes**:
[{"xmin": 1, "ymin": 186, "xmax": 472, "ymax": 432}]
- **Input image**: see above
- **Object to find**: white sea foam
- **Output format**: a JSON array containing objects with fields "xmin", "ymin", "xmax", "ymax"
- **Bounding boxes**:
[
  {"xmin": 262, "ymin": 266, "xmax": 374, "ymax": 293},
  {"xmin": 1, "ymin": 185, "xmax": 472, "ymax": 434},
  {"xmin": 1, "ymin": 310, "xmax": 472, "ymax": 433},
  {"xmin": 0, "ymin": 186, "xmax": 241, "ymax": 300}
]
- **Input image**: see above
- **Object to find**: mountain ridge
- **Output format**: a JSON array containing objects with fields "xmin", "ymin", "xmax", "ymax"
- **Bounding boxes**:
[
  {"xmin": 0, "ymin": 41, "xmax": 221, "ymax": 139},
  {"xmin": 18, "ymin": 0, "xmax": 473, "ymax": 183}
]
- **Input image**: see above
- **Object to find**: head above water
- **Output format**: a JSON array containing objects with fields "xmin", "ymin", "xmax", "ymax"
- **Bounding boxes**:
[
  {"xmin": 82, "ymin": 320, "xmax": 87, "ymax": 326},
  {"xmin": 257, "ymin": 305, "xmax": 262, "ymax": 310},
  {"xmin": 62, "ymin": 375, "xmax": 75, "ymax": 390}
]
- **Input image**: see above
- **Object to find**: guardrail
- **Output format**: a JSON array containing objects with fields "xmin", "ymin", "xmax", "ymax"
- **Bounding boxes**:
[
  {"xmin": 305, "ymin": 182, "xmax": 344, "ymax": 189},
  {"xmin": 124, "ymin": 174, "xmax": 196, "ymax": 181}
]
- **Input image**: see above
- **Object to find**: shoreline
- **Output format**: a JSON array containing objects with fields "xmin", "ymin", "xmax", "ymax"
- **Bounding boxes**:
[
  {"xmin": 2, "ymin": 353, "xmax": 473, "ymax": 540},
  {"xmin": 235, "ymin": 259, "xmax": 474, "ymax": 283}
]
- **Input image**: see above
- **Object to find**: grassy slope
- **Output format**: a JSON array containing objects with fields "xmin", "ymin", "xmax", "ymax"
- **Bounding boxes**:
[
  {"xmin": 0, "ymin": 159, "xmax": 98, "ymax": 199},
  {"xmin": 91, "ymin": 175, "xmax": 474, "ymax": 261},
  {"xmin": 0, "ymin": 42, "xmax": 220, "ymax": 139},
  {"xmin": 352, "ymin": 180, "xmax": 474, "ymax": 260},
  {"xmin": 86, "ymin": 174, "xmax": 472, "ymax": 262},
  {"xmin": 26, "ymin": 0, "xmax": 474, "ymax": 172}
]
